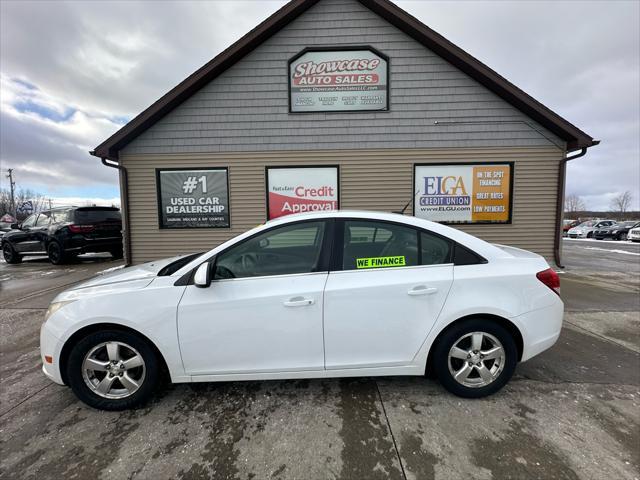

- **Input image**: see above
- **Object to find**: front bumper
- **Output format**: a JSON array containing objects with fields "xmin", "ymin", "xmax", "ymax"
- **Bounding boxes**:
[{"xmin": 40, "ymin": 321, "xmax": 65, "ymax": 385}]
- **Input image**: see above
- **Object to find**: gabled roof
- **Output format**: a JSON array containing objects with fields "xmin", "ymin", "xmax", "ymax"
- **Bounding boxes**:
[{"xmin": 91, "ymin": 0, "xmax": 596, "ymax": 160}]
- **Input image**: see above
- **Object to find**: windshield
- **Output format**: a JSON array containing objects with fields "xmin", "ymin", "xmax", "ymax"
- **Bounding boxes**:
[{"xmin": 622, "ymin": 221, "xmax": 638, "ymax": 227}]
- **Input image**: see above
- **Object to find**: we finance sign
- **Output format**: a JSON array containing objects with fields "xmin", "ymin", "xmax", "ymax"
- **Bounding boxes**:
[
  {"xmin": 266, "ymin": 167, "xmax": 339, "ymax": 220},
  {"xmin": 414, "ymin": 163, "xmax": 513, "ymax": 224},
  {"xmin": 289, "ymin": 48, "xmax": 388, "ymax": 112}
]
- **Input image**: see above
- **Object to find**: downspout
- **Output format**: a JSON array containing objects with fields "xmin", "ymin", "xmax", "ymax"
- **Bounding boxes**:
[
  {"xmin": 554, "ymin": 144, "xmax": 598, "ymax": 268},
  {"xmin": 98, "ymin": 156, "xmax": 132, "ymax": 266}
]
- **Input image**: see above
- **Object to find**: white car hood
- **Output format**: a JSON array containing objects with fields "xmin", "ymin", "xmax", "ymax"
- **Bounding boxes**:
[{"xmin": 53, "ymin": 256, "xmax": 186, "ymax": 302}]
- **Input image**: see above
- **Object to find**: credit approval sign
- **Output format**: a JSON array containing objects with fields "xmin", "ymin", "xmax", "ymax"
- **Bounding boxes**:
[
  {"xmin": 413, "ymin": 163, "xmax": 512, "ymax": 224},
  {"xmin": 266, "ymin": 167, "xmax": 339, "ymax": 220},
  {"xmin": 289, "ymin": 48, "xmax": 388, "ymax": 112}
]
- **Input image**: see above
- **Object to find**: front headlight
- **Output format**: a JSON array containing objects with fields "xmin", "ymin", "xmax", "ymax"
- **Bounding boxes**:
[{"xmin": 44, "ymin": 300, "xmax": 75, "ymax": 322}]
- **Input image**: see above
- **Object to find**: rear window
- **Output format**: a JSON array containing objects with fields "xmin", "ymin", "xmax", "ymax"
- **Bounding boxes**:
[{"xmin": 74, "ymin": 209, "xmax": 121, "ymax": 223}]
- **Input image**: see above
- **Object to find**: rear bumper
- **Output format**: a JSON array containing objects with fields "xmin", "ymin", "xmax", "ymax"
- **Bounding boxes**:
[
  {"xmin": 65, "ymin": 237, "xmax": 122, "ymax": 254},
  {"xmin": 515, "ymin": 299, "xmax": 564, "ymax": 362}
]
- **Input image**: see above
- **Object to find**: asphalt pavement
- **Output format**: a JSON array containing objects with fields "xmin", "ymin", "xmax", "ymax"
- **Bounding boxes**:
[{"xmin": 0, "ymin": 242, "xmax": 638, "ymax": 480}]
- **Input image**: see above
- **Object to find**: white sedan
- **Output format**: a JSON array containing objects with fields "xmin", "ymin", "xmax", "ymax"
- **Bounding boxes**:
[{"xmin": 41, "ymin": 211, "xmax": 563, "ymax": 410}]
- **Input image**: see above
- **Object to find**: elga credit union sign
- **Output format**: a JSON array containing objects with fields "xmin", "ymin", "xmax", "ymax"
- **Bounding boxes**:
[
  {"xmin": 267, "ymin": 167, "xmax": 339, "ymax": 219},
  {"xmin": 289, "ymin": 48, "xmax": 388, "ymax": 112},
  {"xmin": 414, "ymin": 163, "xmax": 513, "ymax": 224},
  {"xmin": 156, "ymin": 168, "xmax": 230, "ymax": 228}
]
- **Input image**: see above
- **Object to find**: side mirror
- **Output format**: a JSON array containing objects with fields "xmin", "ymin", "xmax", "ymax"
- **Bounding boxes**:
[
  {"xmin": 10, "ymin": 223, "xmax": 19, "ymax": 229},
  {"xmin": 194, "ymin": 263, "xmax": 211, "ymax": 288}
]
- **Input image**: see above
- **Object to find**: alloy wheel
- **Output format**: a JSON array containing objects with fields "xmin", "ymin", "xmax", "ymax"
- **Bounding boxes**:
[
  {"xmin": 447, "ymin": 331, "xmax": 506, "ymax": 388},
  {"xmin": 82, "ymin": 341, "xmax": 146, "ymax": 399}
]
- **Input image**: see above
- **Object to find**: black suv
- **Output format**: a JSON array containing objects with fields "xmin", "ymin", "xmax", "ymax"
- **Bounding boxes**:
[{"xmin": 1, "ymin": 206, "xmax": 123, "ymax": 265}]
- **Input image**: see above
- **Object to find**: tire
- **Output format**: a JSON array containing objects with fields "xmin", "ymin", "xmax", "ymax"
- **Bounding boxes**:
[
  {"xmin": 433, "ymin": 319, "xmax": 517, "ymax": 398},
  {"xmin": 110, "ymin": 247, "xmax": 124, "ymax": 260},
  {"xmin": 66, "ymin": 330, "xmax": 160, "ymax": 410},
  {"xmin": 619, "ymin": 233, "xmax": 627, "ymax": 241},
  {"xmin": 47, "ymin": 241, "xmax": 67, "ymax": 265},
  {"xmin": 2, "ymin": 243, "xmax": 22, "ymax": 264},
  {"xmin": 586, "ymin": 232, "xmax": 593, "ymax": 238}
]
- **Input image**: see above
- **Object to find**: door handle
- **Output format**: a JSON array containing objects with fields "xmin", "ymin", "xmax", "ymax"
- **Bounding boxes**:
[
  {"xmin": 408, "ymin": 286, "xmax": 438, "ymax": 296},
  {"xmin": 284, "ymin": 296, "xmax": 315, "ymax": 307}
]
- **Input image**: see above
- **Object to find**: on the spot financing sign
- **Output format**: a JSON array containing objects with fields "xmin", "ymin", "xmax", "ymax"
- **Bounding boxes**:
[
  {"xmin": 414, "ymin": 164, "xmax": 512, "ymax": 224},
  {"xmin": 267, "ymin": 167, "xmax": 339, "ymax": 220},
  {"xmin": 289, "ymin": 49, "xmax": 388, "ymax": 112},
  {"xmin": 157, "ymin": 168, "xmax": 230, "ymax": 228}
]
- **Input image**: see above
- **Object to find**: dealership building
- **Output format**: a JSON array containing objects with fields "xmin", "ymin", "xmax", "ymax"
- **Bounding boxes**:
[{"xmin": 91, "ymin": 0, "xmax": 597, "ymax": 266}]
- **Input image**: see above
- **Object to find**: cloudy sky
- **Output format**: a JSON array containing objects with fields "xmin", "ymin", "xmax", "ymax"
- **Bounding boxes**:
[{"xmin": 1, "ymin": 0, "xmax": 638, "ymax": 210}]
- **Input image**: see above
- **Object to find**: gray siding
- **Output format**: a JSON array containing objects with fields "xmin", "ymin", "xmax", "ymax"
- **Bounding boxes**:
[
  {"xmin": 122, "ymin": 0, "xmax": 565, "ymax": 155},
  {"xmin": 121, "ymin": 146, "xmax": 562, "ymax": 265}
]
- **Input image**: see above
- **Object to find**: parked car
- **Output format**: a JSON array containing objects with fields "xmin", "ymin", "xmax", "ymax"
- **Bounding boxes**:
[
  {"xmin": 567, "ymin": 219, "xmax": 616, "ymax": 239},
  {"xmin": 562, "ymin": 219, "xmax": 580, "ymax": 236},
  {"xmin": 629, "ymin": 226, "xmax": 640, "ymax": 242},
  {"xmin": 1, "ymin": 206, "xmax": 122, "ymax": 265},
  {"xmin": 594, "ymin": 221, "xmax": 640, "ymax": 241},
  {"xmin": 40, "ymin": 210, "xmax": 563, "ymax": 410}
]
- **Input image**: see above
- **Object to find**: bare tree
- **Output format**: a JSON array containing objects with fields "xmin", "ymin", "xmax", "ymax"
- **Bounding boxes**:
[
  {"xmin": 564, "ymin": 194, "xmax": 586, "ymax": 214},
  {"xmin": 0, "ymin": 188, "xmax": 48, "ymax": 220},
  {"xmin": 610, "ymin": 191, "xmax": 633, "ymax": 213}
]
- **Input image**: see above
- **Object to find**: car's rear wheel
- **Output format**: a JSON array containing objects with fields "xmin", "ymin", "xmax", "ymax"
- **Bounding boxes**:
[
  {"xmin": 110, "ymin": 247, "xmax": 124, "ymax": 259},
  {"xmin": 47, "ymin": 241, "xmax": 67, "ymax": 265},
  {"xmin": 66, "ymin": 330, "xmax": 160, "ymax": 410},
  {"xmin": 2, "ymin": 243, "xmax": 22, "ymax": 264},
  {"xmin": 619, "ymin": 233, "xmax": 627, "ymax": 241},
  {"xmin": 586, "ymin": 232, "xmax": 593, "ymax": 238},
  {"xmin": 433, "ymin": 319, "xmax": 517, "ymax": 398}
]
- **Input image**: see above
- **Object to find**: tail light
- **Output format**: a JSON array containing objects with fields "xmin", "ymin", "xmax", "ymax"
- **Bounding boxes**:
[
  {"xmin": 536, "ymin": 268, "xmax": 560, "ymax": 295},
  {"xmin": 68, "ymin": 224, "xmax": 95, "ymax": 233}
]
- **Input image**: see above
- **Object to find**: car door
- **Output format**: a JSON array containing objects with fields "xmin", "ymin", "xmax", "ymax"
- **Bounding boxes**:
[
  {"xmin": 30, "ymin": 211, "xmax": 51, "ymax": 252},
  {"xmin": 177, "ymin": 220, "xmax": 332, "ymax": 375},
  {"xmin": 12, "ymin": 213, "xmax": 38, "ymax": 253},
  {"xmin": 323, "ymin": 219, "xmax": 454, "ymax": 370}
]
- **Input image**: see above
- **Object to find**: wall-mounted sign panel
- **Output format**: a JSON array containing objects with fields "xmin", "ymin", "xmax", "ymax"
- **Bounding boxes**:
[
  {"xmin": 156, "ymin": 168, "xmax": 230, "ymax": 229},
  {"xmin": 266, "ymin": 167, "xmax": 339, "ymax": 220},
  {"xmin": 289, "ymin": 48, "xmax": 388, "ymax": 112},
  {"xmin": 413, "ymin": 163, "xmax": 513, "ymax": 224}
]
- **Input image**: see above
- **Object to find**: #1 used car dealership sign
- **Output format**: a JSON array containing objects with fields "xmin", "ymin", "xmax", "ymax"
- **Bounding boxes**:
[
  {"xmin": 156, "ymin": 168, "xmax": 230, "ymax": 228},
  {"xmin": 289, "ymin": 48, "xmax": 388, "ymax": 112},
  {"xmin": 414, "ymin": 163, "xmax": 513, "ymax": 224},
  {"xmin": 267, "ymin": 167, "xmax": 339, "ymax": 219}
]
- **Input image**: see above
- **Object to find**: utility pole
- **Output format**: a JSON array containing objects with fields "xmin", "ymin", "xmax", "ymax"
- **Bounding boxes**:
[{"xmin": 6, "ymin": 169, "xmax": 16, "ymax": 217}]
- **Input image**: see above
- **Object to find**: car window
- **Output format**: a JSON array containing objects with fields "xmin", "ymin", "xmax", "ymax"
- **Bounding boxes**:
[
  {"xmin": 421, "ymin": 231, "xmax": 452, "ymax": 265},
  {"xmin": 578, "ymin": 221, "xmax": 595, "ymax": 227},
  {"xmin": 214, "ymin": 221, "xmax": 326, "ymax": 279},
  {"xmin": 21, "ymin": 214, "xmax": 38, "ymax": 228},
  {"xmin": 51, "ymin": 209, "xmax": 72, "ymax": 223},
  {"xmin": 35, "ymin": 212, "xmax": 51, "ymax": 227},
  {"xmin": 74, "ymin": 209, "xmax": 121, "ymax": 223},
  {"xmin": 342, "ymin": 220, "xmax": 418, "ymax": 270}
]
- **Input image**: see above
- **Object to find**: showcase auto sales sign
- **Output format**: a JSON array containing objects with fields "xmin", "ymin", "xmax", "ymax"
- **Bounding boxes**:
[
  {"xmin": 267, "ymin": 167, "xmax": 338, "ymax": 219},
  {"xmin": 289, "ymin": 49, "xmax": 388, "ymax": 112}
]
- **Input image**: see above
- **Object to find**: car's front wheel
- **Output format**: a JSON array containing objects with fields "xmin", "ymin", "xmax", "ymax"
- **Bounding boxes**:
[
  {"xmin": 66, "ymin": 330, "xmax": 160, "ymax": 410},
  {"xmin": 2, "ymin": 243, "xmax": 22, "ymax": 264},
  {"xmin": 433, "ymin": 319, "xmax": 517, "ymax": 398}
]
